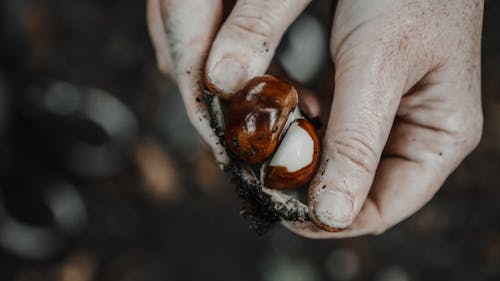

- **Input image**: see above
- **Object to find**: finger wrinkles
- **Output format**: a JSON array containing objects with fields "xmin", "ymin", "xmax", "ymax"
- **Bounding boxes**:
[
  {"xmin": 398, "ymin": 87, "xmax": 482, "ymax": 167},
  {"xmin": 227, "ymin": 13, "xmax": 275, "ymax": 41},
  {"xmin": 383, "ymin": 119, "xmax": 445, "ymax": 163},
  {"xmin": 225, "ymin": 0, "xmax": 310, "ymax": 43},
  {"xmin": 328, "ymin": 130, "xmax": 379, "ymax": 175}
]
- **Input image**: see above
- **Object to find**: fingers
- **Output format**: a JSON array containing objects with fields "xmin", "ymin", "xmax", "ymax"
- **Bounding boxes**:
[
  {"xmin": 204, "ymin": 0, "xmax": 311, "ymax": 97},
  {"xmin": 366, "ymin": 64, "xmax": 483, "ymax": 232},
  {"xmin": 149, "ymin": 0, "xmax": 229, "ymax": 165},
  {"xmin": 306, "ymin": 15, "xmax": 439, "ymax": 231},
  {"xmin": 289, "ymin": 138, "xmax": 473, "ymax": 239},
  {"xmin": 287, "ymin": 68, "xmax": 482, "ymax": 238},
  {"xmin": 286, "ymin": 158, "xmax": 440, "ymax": 239},
  {"xmin": 147, "ymin": 0, "xmax": 174, "ymax": 76},
  {"xmin": 282, "ymin": 198, "xmax": 381, "ymax": 239},
  {"xmin": 285, "ymin": 139, "xmax": 472, "ymax": 239},
  {"xmin": 307, "ymin": 53, "xmax": 408, "ymax": 231},
  {"xmin": 291, "ymin": 0, "xmax": 483, "ymax": 237}
]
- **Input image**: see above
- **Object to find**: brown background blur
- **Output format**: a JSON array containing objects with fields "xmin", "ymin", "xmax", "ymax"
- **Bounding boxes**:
[{"xmin": 0, "ymin": 0, "xmax": 499, "ymax": 280}]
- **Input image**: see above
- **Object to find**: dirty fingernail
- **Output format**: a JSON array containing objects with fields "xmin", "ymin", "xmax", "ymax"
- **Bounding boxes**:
[
  {"xmin": 312, "ymin": 190, "xmax": 353, "ymax": 229},
  {"xmin": 207, "ymin": 58, "xmax": 249, "ymax": 95}
]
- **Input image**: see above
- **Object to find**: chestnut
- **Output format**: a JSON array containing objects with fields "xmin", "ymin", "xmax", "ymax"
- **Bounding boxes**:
[
  {"xmin": 263, "ymin": 119, "xmax": 320, "ymax": 190},
  {"xmin": 204, "ymin": 73, "xmax": 321, "ymax": 230},
  {"xmin": 224, "ymin": 75, "xmax": 298, "ymax": 164}
]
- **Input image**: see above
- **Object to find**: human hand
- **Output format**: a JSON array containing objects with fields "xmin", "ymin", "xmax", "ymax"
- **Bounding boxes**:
[
  {"xmin": 287, "ymin": 0, "xmax": 484, "ymax": 238},
  {"xmin": 148, "ymin": 0, "xmax": 484, "ymax": 238}
]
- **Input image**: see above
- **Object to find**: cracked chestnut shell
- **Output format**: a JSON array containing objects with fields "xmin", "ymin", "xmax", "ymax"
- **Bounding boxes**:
[
  {"xmin": 264, "ymin": 119, "xmax": 320, "ymax": 189},
  {"xmin": 224, "ymin": 75, "xmax": 298, "ymax": 164}
]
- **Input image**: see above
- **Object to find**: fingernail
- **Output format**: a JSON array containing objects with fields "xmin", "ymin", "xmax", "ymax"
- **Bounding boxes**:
[
  {"xmin": 208, "ymin": 58, "xmax": 249, "ymax": 94},
  {"xmin": 312, "ymin": 190, "xmax": 353, "ymax": 229}
]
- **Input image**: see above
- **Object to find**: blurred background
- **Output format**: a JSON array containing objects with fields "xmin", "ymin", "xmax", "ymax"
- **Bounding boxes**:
[{"xmin": 0, "ymin": 0, "xmax": 499, "ymax": 280}]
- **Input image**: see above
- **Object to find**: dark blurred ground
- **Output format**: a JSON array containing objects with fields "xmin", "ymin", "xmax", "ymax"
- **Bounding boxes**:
[{"xmin": 0, "ymin": 0, "xmax": 499, "ymax": 281}]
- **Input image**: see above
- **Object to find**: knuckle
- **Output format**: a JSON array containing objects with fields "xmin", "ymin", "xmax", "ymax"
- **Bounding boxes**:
[
  {"xmin": 450, "ymin": 112, "xmax": 483, "ymax": 155},
  {"xmin": 431, "ymin": 105, "xmax": 483, "ymax": 166},
  {"xmin": 227, "ymin": 9, "xmax": 274, "ymax": 40},
  {"xmin": 328, "ymin": 130, "xmax": 379, "ymax": 174}
]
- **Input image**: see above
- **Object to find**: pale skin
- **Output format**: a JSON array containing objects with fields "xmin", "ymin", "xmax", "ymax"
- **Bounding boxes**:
[{"xmin": 147, "ymin": 0, "xmax": 484, "ymax": 238}]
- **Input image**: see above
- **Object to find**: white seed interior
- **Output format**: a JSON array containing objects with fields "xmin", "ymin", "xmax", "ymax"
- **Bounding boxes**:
[
  {"xmin": 269, "ymin": 120, "xmax": 314, "ymax": 172},
  {"xmin": 280, "ymin": 106, "xmax": 302, "ymax": 139}
]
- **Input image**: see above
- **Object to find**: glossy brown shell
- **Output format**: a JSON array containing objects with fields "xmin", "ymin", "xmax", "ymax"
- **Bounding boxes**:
[
  {"xmin": 224, "ymin": 75, "xmax": 298, "ymax": 164},
  {"xmin": 263, "ymin": 119, "xmax": 320, "ymax": 190}
]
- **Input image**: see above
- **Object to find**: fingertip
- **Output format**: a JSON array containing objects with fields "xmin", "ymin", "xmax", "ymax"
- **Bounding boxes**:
[
  {"xmin": 204, "ymin": 0, "xmax": 311, "ymax": 97},
  {"xmin": 289, "ymin": 196, "xmax": 387, "ymax": 237},
  {"xmin": 204, "ymin": 56, "xmax": 250, "ymax": 97},
  {"xmin": 308, "ymin": 187, "xmax": 354, "ymax": 231}
]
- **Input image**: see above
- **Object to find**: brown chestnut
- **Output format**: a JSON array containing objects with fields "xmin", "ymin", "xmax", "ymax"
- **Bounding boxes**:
[
  {"xmin": 224, "ymin": 75, "xmax": 298, "ymax": 164},
  {"xmin": 263, "ymin": 119, "xmax": 320, "ymax": 190}
]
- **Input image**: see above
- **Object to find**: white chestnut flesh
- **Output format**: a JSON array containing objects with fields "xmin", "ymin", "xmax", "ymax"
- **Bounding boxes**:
[{"xmin": 263, "ymin": 118, "xmax": 320, "ymax": 190}]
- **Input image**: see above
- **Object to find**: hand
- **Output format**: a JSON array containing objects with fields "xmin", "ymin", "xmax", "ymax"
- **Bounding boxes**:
[
  {"xmin": 147, "ymin": 0, "xmax": 313, "ymax": 167},
  {"xmin": 148, "ymin": 0, "xmax": 484, "ymax": 238}
]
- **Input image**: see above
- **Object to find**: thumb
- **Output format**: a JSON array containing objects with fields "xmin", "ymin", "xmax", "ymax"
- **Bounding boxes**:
[{"xmin": 308, "ymin": 27, "xmax": 426, "ymax": 231}]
